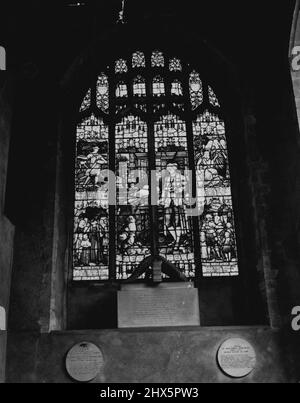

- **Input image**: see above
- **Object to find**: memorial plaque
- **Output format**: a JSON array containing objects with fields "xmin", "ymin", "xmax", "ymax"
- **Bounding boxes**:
[
  {"xmin": 217, "ymin": 338, "xmax": 256, "ymax": 378},
  {"xmin": 66, "ymin": 342, "xmax": 104, "ymax": 382},
  {"xmin": 118, "ymin": 282, "xmax": 200, "ymax": 328}
]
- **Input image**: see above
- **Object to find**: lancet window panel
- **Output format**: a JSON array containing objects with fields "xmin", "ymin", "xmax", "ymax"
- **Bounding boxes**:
[
  {"xmin": 193, "ymin": 112, "xmax": 239, "ymax": 277},
  {"xmin": 74, "ymin": 115, "xmax": 110, "ymax": 281},
  {"xmin": 155, "ymin": 114, "xmax": 196, "ymax": 279}
]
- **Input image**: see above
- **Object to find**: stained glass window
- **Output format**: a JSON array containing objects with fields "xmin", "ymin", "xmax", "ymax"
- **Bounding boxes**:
[
  {"xmin": 80, "ymin": 88, "xmax": 91, "ymax": 112},
  {"xmin": 96, "ymin": 73, "xmax": 109, "ymax": 113},
  {"xmin": 190, "ymin": 71, "xmax": 203, "ymax": 110},
  {"xmin": 132, "ymin": 51, "xmax": 146, "ymax": 68},
  {"xmin": 151, "ymin": 51, "xmax": 164, "ymax": 67},
  {"xmin": 73, "ymin": 51, "xmax": 239, "ymax": 282}
]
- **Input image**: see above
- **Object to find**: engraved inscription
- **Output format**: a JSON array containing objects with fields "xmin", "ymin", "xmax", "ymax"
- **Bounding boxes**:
[
  {"xmin": 118, "ymin": 283, "xmax": 200, "ymax": 328},
  {"xmin": 217, "ymin": 338, "xmax": 256, "ymax": 378},
  {"xmin": 66, "ymin": 342, "xmax": 104, "ymax": 382}
]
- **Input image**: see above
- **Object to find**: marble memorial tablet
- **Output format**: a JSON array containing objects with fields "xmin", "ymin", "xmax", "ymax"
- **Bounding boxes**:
[
  {"xmin": 66, "ymin": 342, "xmax": 104, "ymax": 382},
  {"xmin": 118, "ymin": 282, "xmax": 200, "ymax": 328},
  {"xmin": 217, "ymin": 338, "xmax": 256, "ymax": 378}
]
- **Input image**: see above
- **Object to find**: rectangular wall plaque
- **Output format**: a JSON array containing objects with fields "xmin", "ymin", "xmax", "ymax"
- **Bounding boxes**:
[{"xmin": 118, "ymin": 283, "xmax": 200, "ymax": 328}]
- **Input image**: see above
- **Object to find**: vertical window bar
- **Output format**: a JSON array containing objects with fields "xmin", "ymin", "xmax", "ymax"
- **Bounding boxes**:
[
  {"xmin": 182, "ymin": 64, "xmax": 203, "ymax": 281},
  {"xmin": 146, "ymin": 52, "xmax": 159, "ymax": 258},
  {"xmin": 108, "ymin": 66, "xmax": 117, "ymax": 281}
]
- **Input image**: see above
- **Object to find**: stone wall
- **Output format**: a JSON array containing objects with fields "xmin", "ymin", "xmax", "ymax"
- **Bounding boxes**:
[
  {"xmin": 0, "ymin": 75, "xmax": 15, "ymax": 382},
  {"xmin": 6, "ymin": 326, "xmax": 295, "ymax": 383}
]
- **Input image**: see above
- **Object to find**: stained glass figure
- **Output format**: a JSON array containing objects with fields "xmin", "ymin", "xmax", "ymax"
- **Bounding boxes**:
[
  {"xmin": 74, "ymin": 115, "xmax": 109, "ymax": 281},
  {"xmin": 193, "ymin": 111, "xmax": 238, "ymax": 276},
  {"xmin": 115, "ymin": 115, "xmax": 151, "ymax": 280},
  {"xmin": 190, "ymin": 71, "xmax": 203, "ymax": 110},
  {"xmin": 208, "ymin": 86, "xmax": 220, "ymax": 107},
  {"xmin": 155, "ymin": 115, "xmax": 195, "ymax": 279},
  {"xmin": 151, "ymin": 50, "xmax": 164, "ymax": 67},
  {"xmin": 169, "ymin": 58, "xmax": 182, "ymax": 72},
  {"xmin": 115, "ymin": 58, "xmax": 128, "ymax": 74},
  {"xmin": 96, "ymin": 73, "xmax": 109, "ymax": 113},
  {"xmin": 133, "ymin": 76, "xmax": 146, "ymax": 97},
  {"xmin": 132, "ymin": 51, "xmax": 146, "ymax": 68},
  {"xmin": 80, "ymin": 88, "xmax": 91, "ymax": 112},
  {"xmin": 116, "ymin": 81, "xmax": 128, "ymax": 98},
  {"xmin": 171, "ymin": 80, "xmax": 183, "ymax": 96},
  {"xmin": 153, "ymin": 76, "xmax": 165, "ymax": 97}
]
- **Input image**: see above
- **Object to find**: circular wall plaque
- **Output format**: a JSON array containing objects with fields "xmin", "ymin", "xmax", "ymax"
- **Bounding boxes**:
[
  {"xmin": 66, "ymin": 342, "xmax": 104, "ymax": 383},
  {"xmin": 217, "ymin": 338, "xmax": 256, "ymax": 378}
]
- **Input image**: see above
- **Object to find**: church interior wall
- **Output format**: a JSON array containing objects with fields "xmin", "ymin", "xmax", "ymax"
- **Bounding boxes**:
[{"xmin": 1, "ymin": 0, "xmax": 300, "ymax": 382}]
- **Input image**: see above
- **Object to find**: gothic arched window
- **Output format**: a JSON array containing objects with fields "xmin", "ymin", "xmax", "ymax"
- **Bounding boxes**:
[{"xmin": 73, "ymin": 51, "xmax": 239, "ymax": 281}]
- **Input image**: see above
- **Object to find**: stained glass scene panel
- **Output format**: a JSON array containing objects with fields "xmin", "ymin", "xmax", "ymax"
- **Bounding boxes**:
[
  {"xmin": 73, "ymin": 115, "xmax": 109, "ymax": 281},
  {"xmin": 96, "ymin": 73, "xmax": 109, "ymax": 113},
  {"xmin": 115, "ymin": 115, "xmax": 151, "ymax": 280},
  {"xmin": 155, "ymin": 114, "xmax": 196, "ymax": 279},
  {"xmin": 193, "ymin": 111, "xmax": 239, "ymax": 277},
  {"xmin": 190, "ymin": 71, "xmax": 203, "ymax": 110}
]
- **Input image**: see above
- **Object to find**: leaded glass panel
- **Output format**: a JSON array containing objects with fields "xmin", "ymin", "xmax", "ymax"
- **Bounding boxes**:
[
  {"xmin": 151, "ymin": 50, "xmax": 164, "ymax": 67},
  {"xmin": 74, "ymin": 115, "xmax": 109, "ymax": 281},
  {"xmin": 132, "ymin": 51, "xmax": 146, "ymax": 68},
  {"xmin": 80, "ymin": 88, "xmax": 91, "ymax": 112},
  {"xmin": 208, "ymin": 86, "xmax": 220, "ymax": 107},
  {"xmin": 96, "ymin": 73, "xmax": 109, "ymax": 113},
  {"xmin": 190, "ymin": 71, "xmax": 203, "ymax": 110},
  {"xmin": 193, "ymin": 111, "xmax": 238, "ymax": 276}
]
